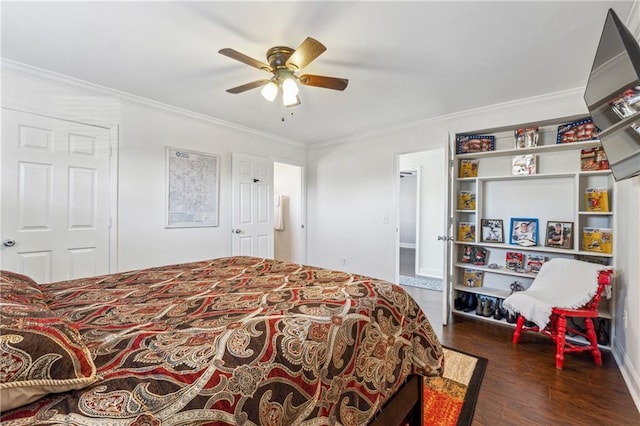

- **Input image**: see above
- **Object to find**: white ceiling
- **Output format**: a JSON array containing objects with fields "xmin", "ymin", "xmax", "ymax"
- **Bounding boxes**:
[{"xmin": 1, "ymin": 1, "xmax": 636, "ymax": 145}]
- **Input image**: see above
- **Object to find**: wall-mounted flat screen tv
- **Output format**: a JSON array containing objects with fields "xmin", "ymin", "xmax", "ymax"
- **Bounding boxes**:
[{"xmin": 584, "ymin": 9, "xmax": 640, "ymax": 182}]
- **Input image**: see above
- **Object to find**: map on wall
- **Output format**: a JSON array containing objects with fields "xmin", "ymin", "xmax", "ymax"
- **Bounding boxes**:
[{"xmin": 166, "ymin": 147, "xmax": 219, "ymax": 228}]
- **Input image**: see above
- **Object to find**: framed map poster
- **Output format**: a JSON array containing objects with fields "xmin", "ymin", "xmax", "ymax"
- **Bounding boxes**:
[{"xmin": 166, "ymin": 147, "xmax": 219, "ymax": 228}]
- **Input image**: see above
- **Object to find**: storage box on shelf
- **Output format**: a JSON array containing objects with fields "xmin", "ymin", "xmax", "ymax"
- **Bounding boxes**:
[{"xmin": 451, "ymin": 117, "xmax": 615, "ymax": 348}]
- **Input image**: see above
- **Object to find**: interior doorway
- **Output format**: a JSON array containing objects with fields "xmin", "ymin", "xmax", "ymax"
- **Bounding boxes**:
[
  {"xmin": 273, "ymin": 162, "xmax": 305, "ymax": 264},
  {"xmin": 397, "ymin": 150, "xmax": 445, "ymax": 291}
]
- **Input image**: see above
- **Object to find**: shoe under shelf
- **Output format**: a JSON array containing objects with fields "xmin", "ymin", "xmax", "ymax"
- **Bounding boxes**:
[
  {"xmin": 452, "ymin": 309, "xmax": 612, "ymax": 350},
  {"xmin": 453, "ymin": 285, "xmax": 612, "ymax": 319}
]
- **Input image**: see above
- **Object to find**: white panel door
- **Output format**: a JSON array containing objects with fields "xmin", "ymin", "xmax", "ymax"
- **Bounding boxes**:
[
  {"xmin": 1, "ymin": 109, "xmax": 112, "ymax": 283},
  {"xmin": 231, "ymin": 153, "xmax": 273, "ymax": 258}
]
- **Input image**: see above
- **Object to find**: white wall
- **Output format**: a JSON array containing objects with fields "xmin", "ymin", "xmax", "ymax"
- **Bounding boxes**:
[
  {"xmin": 1, "ymin": 68, "xmax": 307, "ymax": 273},
  {"xmin": 613, "ymin": 176, "xmax": 640, "ymax": 406}
]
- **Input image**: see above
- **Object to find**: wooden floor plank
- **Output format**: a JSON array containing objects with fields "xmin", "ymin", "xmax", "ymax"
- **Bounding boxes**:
[{"xmin": 401, "ymin": 286, "xmax": 640, "ymax": 425}]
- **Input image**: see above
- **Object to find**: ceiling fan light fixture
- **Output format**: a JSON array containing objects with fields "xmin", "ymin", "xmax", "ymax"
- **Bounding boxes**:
[
  {"xmin": 220, "ymin": 37, "xmax": 347, "ymax": 113},
  {"xmin": 261, "ymin": 81, "xmax": 278, "ymax": 102},
  {"xmin": 281, "ymin": 77, "xmax": 299, "ymax": 97},
  {"xmin": 283, "ymin": 93, "xmax": 301, "ymax": 108}
]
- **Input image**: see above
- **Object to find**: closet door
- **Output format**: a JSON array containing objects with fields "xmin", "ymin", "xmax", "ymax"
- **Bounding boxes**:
[
  {"xmin": 231, "ymin": 153, "xmax": 274, "ymax": 258},
  {"xmin": 1, "ymin": 109, "xmax": 112, "ymax": 283}
]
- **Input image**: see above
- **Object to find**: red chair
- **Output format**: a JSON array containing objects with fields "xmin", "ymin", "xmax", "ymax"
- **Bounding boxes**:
[{"xmin": 504, "ymin": 258, "xmax": 612, "ymax": 369}]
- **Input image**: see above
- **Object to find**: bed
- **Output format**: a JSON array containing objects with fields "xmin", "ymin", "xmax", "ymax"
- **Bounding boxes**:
[{"xmin": 0, "ymin": 256, "xmax": 444, "ymax": 425}]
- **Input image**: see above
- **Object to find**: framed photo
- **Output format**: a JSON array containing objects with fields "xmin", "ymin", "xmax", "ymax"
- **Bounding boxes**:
[
  {"xmin": 509, "ymin": 218, "xmax": 538, "ymax": 246},
  {"xmin": 481, "ymin": 219, "xmax": 504, "ymax": 243},
  {"xmin": 545, "ymin": 221, "xmax": 573, "ymax": 249},
  {"xmin": 166, "ymin": 147, "xmax": 220, "ymax": 228}
]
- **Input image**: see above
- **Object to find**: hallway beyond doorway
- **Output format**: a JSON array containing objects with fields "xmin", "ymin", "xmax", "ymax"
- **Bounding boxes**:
[{"xmin": 399, "ymin": 247, "xmax": 443, "ymax": 291}]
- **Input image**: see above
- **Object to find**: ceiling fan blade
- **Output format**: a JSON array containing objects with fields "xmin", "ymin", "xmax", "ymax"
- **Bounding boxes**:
[
  {"xmin": 286, "ymin": 37, "xmax": 326, "ymax": 71},
  {"xmin": 299, "ymin": 74, "xmax": 349, "ymax": 91},
  {"xmin": 218, "ymin": 48, "xmax": 272, "ymax": 72},
  {"xmin": 226, "ymin": 79, "xmax": 271, "ymax": 94}
]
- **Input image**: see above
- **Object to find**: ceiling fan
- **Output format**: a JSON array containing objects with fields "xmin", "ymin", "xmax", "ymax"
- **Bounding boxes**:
[{"xmin": 218, "ymin": 37, "xmax": 348, "ymax": 107}]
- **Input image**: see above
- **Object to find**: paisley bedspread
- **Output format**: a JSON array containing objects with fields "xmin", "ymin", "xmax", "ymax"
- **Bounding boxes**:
[{"xmin": 1, "ymin": 256, "xmax": 443, "ymax": 425}]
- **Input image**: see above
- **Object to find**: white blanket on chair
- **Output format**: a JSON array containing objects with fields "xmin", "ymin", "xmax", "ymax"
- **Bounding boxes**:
[{"xmin": 503, "ymin": 258, "xmax": 608, "ymax": 329}]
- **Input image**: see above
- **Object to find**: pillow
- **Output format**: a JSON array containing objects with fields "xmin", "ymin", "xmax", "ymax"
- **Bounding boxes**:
[{"xmin": 0, "ymin": 271, "xmax": 98, "ymax": 411}]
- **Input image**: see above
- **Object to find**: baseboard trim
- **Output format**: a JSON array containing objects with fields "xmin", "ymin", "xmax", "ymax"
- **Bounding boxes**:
[
  {"xmin": 399, "ymin": 243, "xmax": 416, "ymax": 249},
  {"xmin": 613, "ymin": 340, "xmax": 640, "ymax": 414},
  {"xmin": 417, "ymin": 269, "xmax": 443, "ymax": 280}
]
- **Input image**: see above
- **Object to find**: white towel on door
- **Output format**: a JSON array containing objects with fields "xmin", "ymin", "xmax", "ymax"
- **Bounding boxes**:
[{"xmin": 274, "ymin": 195, "xmax": 285, "ymax": 231}]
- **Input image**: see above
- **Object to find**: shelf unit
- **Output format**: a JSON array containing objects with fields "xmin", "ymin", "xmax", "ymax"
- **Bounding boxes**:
[{"xmin": 450, "ymin": 117, "xmax": 615, "ymax": 348}]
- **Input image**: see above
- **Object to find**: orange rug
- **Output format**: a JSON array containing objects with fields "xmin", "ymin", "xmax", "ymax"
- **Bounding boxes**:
[{"xmin": 422, "ymin": 347, "xmax": 487, "ymax": 426}]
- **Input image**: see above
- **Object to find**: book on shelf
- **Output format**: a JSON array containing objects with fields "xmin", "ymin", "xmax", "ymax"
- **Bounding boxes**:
[
  {"xmin": 526, "ymin": 255, "xmax": 545, "ymax": 273},
  {"xmin": 512, "ymin": 154, "xmax": 537, "ymax": 175},
  {"xmin": 459, "ymin": 159, "xmax": 479, "ymax": 178},
  {"xmin": 580, "ymin": 146, "xmax": 610, "ymax": 171},
  {"xmin": 458, "ymin": 191, "xmax": 476, "ymax": 210},
  {"xmin": 506, "ymin": 251, "xmax": 525, "ymax": 271},
  {"xmin": 461, "ymin": 245, "xmax": 487, "ymax": 265},
  {"xmin": 585, "ymin": 187, "xmax": 609, "ymax": 212},
  {"xmin": 582, "ymin": 227, "xmax": 613, "ymax": 254},
  {"xmin": 458, "ymin": 222, "xmax": 476, "ymax": 242},
  {"xmin": 463, "ymin": 269, "xmax": 484, "ymax": 287}
]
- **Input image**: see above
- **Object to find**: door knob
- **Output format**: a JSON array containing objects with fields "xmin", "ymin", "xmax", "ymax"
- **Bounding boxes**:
[
  {"xmin": 232, "ymin": 229, "xmax": 242, "ymax": 234},
  {"xmin": 3, "ymin": 239, "xmax": 16, "ymax": 247}
]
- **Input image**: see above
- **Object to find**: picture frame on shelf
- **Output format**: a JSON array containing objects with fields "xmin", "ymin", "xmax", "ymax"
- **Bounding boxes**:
[
  {"xmin": 509, "ymin": 217, "xmax": 538, "ymax": 246},
  {"xmin": 480, "ymin": 219, "xmax": 504, "ymax": 243},
  {"xmin": 545, "ymin": 221, "xmax": 573, "ymax": 249}
]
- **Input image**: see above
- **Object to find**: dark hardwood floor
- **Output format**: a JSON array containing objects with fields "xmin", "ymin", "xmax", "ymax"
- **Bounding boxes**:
[{"xmin": 401, "ymin": 286, "xmax": 640, "ymax": 425}]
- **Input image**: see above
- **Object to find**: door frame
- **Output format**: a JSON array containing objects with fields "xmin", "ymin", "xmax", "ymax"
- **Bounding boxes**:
[
  {"xmin": 395, "ymin": 148, "xmax": 449, "ymax": 323},
  {"xmin": 1, "ymin": 106, "xmax": 119, "ymax": 275}
]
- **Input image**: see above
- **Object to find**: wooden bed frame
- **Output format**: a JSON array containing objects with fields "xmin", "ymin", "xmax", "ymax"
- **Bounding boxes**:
[{"xmin": 370, "ymin": 375, "xmax": 422, "ymax": 426}]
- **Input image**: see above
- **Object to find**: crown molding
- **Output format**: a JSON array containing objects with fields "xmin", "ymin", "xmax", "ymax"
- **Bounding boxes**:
[
  {"xmin": 310, "ymin": 87, "xmax": 586, "ymax": 150},
  {"xmin": 1, "ymin": 59, "xmax": 305, "ymax": 149}
]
